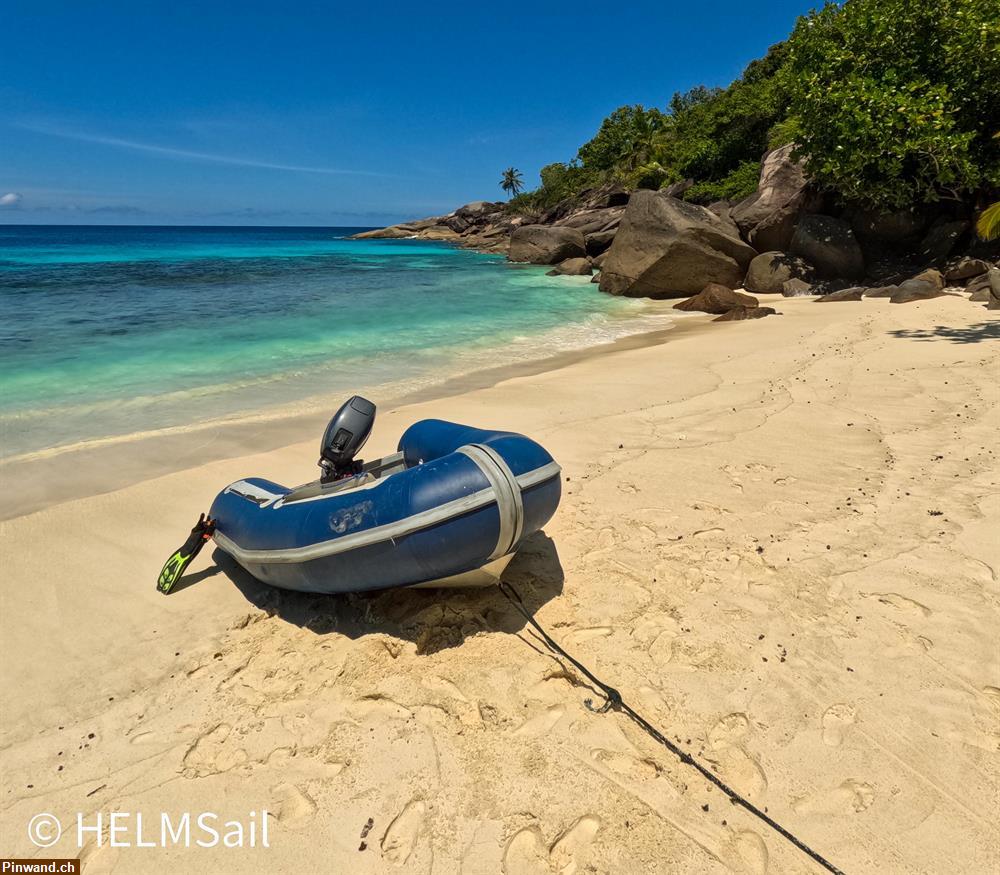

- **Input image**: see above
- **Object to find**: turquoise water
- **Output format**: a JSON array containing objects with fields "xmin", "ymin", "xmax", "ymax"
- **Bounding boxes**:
[{"xmin": 0, "ymin": 225, "xmax": 667, "ymax": 458}]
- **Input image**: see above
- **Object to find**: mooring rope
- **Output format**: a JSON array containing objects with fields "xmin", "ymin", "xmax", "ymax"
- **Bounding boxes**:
[{"xmin": 497, "ymin": 580, "xmax": 845, "ymax": 875}]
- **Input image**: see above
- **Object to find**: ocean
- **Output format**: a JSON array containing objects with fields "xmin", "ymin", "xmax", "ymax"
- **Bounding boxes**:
[{"xmin": 0, "ymin": 225, "xmax": 669, "ymax": 459}]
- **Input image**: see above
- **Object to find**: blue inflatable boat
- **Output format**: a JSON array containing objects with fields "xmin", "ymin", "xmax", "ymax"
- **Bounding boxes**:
[{"xmin": 209, "ymin": 405, "xmax": 561, "ymax": 594}]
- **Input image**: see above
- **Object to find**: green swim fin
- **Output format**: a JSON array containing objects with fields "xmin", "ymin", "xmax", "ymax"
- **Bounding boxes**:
[{"xmin": 156, "ymin": 514, "xmax": 216, "ymax": 594}]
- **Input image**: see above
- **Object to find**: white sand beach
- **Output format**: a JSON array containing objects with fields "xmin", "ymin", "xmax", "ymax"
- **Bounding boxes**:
[{"xmin": 1, "ymin": 293, "xmax": 998, "ymax": 873}]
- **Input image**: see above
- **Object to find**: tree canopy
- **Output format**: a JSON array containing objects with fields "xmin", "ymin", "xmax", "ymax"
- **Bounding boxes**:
[
  {"xmin": 785, "ymin": 0, "xmax": 1000, "ymax": 209},
  {"xmin": 508, "ymin": 0, "xmax": 999, "ymax": 216}
]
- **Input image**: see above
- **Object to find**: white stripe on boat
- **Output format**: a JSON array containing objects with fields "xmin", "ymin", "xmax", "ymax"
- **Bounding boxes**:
[{"xmin": 213, "ymin": 459, "xmax": 561, "ymax": 565}]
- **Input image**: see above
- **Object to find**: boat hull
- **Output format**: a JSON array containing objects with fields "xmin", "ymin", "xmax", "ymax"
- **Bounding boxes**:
[{"xmin": 209, "ymin": 420, "xmax": 561, "ymax": 594}]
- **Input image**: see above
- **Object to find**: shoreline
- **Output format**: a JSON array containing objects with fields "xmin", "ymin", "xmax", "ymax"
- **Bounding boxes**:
[{"xmin": 0, "ymin": 307, "xmax": 709, "ymax": 521}]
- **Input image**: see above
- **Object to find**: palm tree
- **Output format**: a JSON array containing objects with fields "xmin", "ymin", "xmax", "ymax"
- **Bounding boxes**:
[{"xmin": 500, "ymin": 167, "xmax": 524, "ymax": 199}]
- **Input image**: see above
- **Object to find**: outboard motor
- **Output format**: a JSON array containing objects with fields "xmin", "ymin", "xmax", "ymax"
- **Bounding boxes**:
[{"xmin": 319, "ymin": 396, "xmax": 376, "ymax": 482}]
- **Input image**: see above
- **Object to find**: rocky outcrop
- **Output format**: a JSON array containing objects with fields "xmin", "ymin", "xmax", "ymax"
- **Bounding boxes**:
[
  {"xmin": 919, "ymin": 219, "xmax": 969, "ymax": 264},
  {"xmin": 790, "ymin": 215, "xmax": 865, "ymax": 279},
  {"xmin": 945, "ymin": 257, "xmax": 990, "ymax": 282},
  {"xmin": 815, "ymin": 286, "xmax": 865, "ymax": 302},
  {"xmin": 599, "ymin": 192, "xmax": 756, "ymax": 299},
  {"xmin": 987, "ymin": 268, "xmax": 1000, "ymax": 310},
  {"xmin": 890, "ymin": 285, "xmax": 946, "ymax": 304},
  {"xmin": 508, "ymin": 225, "xmax": 586, "ymax": 264},
  {"xmin": 546, "ymin": 257, "xmax": 592, "ymax": 276},
  {"xmin": 743, "ymin": 251, "xmax": 815, "ymax": 293},
  {"xmin": 585, "ymin": 229, "xmax": 617, "ymax": 256},
  {"xmin": 732, "ymin": 144, "xmax": 815, "ymax": 252},
  {"xmin": 782, "ymin": 278, "xmax": 813, "ymax": 296},
  {"xmin": 713, "ymin": 306, "xmax": 777, "ymax": 321},
  {"xmin": 673, "ymin": 283, "xmax": 759, "ymax": 314}
]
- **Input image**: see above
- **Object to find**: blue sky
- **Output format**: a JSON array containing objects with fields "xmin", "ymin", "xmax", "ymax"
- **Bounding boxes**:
[{"xmin": 1, "ymin": 0, "xmax": 815, "ymax": 226}]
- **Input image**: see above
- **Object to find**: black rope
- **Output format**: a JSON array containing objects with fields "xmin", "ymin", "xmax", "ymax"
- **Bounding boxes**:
[{"xmin": 498, "ymin": 580, "xmax": 845, "ymax": 875}]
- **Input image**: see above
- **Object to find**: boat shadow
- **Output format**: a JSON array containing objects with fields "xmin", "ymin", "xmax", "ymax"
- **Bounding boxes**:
[{"xmin": 211, "ymin": 530, "xmax": 565, "ymax": 654}]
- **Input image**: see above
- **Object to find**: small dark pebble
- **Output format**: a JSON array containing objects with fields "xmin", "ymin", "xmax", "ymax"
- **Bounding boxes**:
[
  {"xmin": 87, "ymin": 733, "xmax": 95, "ymax": 739},
  {"xmin": 701, "ymin": 804, "xmax": 710, "ymax": 812},
  {"xmin": 360, "ymin": 817, "xmax": 374, "ymax": 839},
  {"xmin": 358, "ymin": 841, "xmax": 367, "ymax": 852}
]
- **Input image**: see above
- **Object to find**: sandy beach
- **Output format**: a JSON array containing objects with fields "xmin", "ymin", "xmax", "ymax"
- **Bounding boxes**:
[{"xmin": 1, "ymin": 293, "xmax": 997, "ymax": 873}]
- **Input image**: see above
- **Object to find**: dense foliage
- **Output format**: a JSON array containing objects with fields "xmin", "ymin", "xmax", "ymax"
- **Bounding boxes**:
[
  {"xmin": 508, "ymin": 0, "xmax": 999, "ymax": 217},
  {"xmin": 786, "ymin": 0, "xmax": 1000, "ymax": 210}
]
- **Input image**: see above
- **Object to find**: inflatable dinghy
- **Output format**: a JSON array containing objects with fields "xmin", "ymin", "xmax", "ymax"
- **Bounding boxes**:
[{"xmin": 209, "ymin": 398, "xmax": 561, "ymax": 594}]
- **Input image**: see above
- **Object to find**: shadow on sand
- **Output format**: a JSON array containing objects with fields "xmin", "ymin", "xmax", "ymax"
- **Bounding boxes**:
[
  {"xmin": 199, "ymin": 531, "xmax": 565, "ymax": 655},
  {"xmin": 888, "ymin": 320, "xmax": 1000, "ymax": 344}
]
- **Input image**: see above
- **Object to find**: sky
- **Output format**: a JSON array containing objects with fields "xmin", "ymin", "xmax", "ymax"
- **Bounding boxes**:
[{"xmin": 1, "ymin": 0, "xmax": 816, "ymax": 226}]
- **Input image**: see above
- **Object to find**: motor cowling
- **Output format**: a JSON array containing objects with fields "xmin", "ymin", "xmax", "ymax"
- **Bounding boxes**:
[{"xmin": 319, "ymin": 396, "xmax": 376, "ymax": 481}]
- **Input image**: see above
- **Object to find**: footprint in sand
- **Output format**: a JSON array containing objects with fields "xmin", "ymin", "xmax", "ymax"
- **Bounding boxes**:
[
  {"xmin": 706, "ymin": 713, "xmax": 767, "ymax": 800},
  {"xmin": 793, "ymin": 779, "xmax": 875, "ymax": 815},
  {"xmin": 716, "ymin": 748, "xmax": 768, "ymax": 800},
  {"xmin": 513, "ymin": 705, "xmax": 566, "ymax": 738},
  {"xmin": 502, "ymin": 827, "xmax": 549, "ymax": 875},
  {"xmin": 181, "ymin": 723, "xmax": 248, "ymax": 778},
  {"xmin": 273, "ymin": 782, "xmax": 317, "ymax": 829},
  {"xmin": 421, "ymin": 675, "xmax": 469, "ymax": 703},
  {"xmin": 862, "ymin": 591, "xmax": 931, "ymax": 617},
  {"xmin": 709, "ymin": 713, "xmax": 750, "ymax": 750},
  {"xmin": 502, "ymin": 816, "xmax": 602, "ymax": 875},
  {"xmin": 381, "ymin": 799, "xmax": 426, "ymax": 866},
  {"xmin": 550, "ymin": 815, "xmax": 602, "ymax": 875},
  {"xmin": 590, "ymin": 748, "xmax": 660, "ymax": 781},
  {"xmin": 565, "ymin": 626, "xmax": 613, "ymax": 646},
  {"xmin": 727, "ymin": 830, "xmax": 768, "ymax": 875},
  {"xmin": 821, "ymin": 704, "xmax": 856, "ymax": 747}
]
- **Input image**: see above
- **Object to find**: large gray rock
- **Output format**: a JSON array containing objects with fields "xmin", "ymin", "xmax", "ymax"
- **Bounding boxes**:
[
  {"xmin": 782, "ymin": 278, "xmax": 813, "ymax": 296},
  {"xmin": 744, "ymin": 251, "xmax": 815, "ymax": 293},
  {"xmin": 890, "ymin": 281, "xmax": 947, "ymax": 303},
  {"xmin": 585, "ymin": 229, "xmax": 617, "ymax": 256},
  {"xmin": 546, "ymin": 257, "xmax": 592, "ymax": 276},
  {"xmin": 967, "ymin": 273, "xmax": 991, "ymax": 300},
  {"xmin": 713, "ymin": 306, "xmax": 777, "ymax": 322},
  {"xmin": 816, "ymin": 286, "xmax": 865, "ymax": 302},
  {"xmin": 944, "ymin": 257, "xmax": 991, "ymax": 283},
  {"xmin": 599, "ymin": 192, "xmax": 757, "ymax": 299},
  {"xmin": 790, "ymin": 215, "xmax": 865, "ymax": 279},
  {"xmin": 556, "ymin": 207, "xmax": 624, "ymax": 234},
  {"xmin": 351, "ymin": 225, "xmax": 419, "ymax": 239},
  {"xmin": 989, "ymin": 268, "xmax": 1000, "ymax": 310},
  {"xmin": 673, "ymin": 283, "xmax": 759, "ymax": 314},
  {"xmin": 455, "ymin": 200, "xmax": 504, "ymax": 220},
  {"xmin": 732, "ymin": 144, "xmax": 808, "ymax": 237},
  {"xmin": 852, "ymin": 208, "xmax": 928, "ymax": 246},
  {"xmin": 662, "ymin": 179, "xmax": 695, "ymax": 198},
  {"xmin": 508, "ymin": 225, "xmax": 586, "ymax": 264},
  {"xmin": 920, "ymin": 220, "xmax": 969, "ymax": 263}
]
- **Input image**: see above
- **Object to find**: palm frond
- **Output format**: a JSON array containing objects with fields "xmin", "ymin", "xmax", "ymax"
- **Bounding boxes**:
[{"xmin": 976, "ymin": 202, "xmax": 1000, "ymax": 241}]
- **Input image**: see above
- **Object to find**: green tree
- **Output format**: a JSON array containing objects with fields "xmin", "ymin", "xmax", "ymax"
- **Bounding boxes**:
[
  {"xmin": 499, "ymin": 167, "xmax": 525, "ymax": 199},
  {"xmin": 576, "ymin": 105, "xmax": 671, "ymax": 177},
  {"xmin": 785, "ymin": 0, "xmax": 1000, "ymax": 210}
]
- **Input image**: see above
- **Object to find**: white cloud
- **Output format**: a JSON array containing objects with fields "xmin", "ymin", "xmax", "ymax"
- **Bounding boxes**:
[
  {"xmin": 0, "ymin": 192, "xmax": 23, "ymax": 206},
  {"xmin": 16, "ymin": 122, "xmax": 390, "ymax": 177}
]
